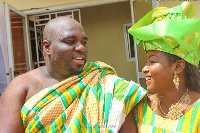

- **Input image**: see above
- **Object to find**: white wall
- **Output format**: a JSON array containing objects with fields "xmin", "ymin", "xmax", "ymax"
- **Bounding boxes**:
[{"xmin": 0, "ymin": 0, "xmax": 9, "ymax": 93}]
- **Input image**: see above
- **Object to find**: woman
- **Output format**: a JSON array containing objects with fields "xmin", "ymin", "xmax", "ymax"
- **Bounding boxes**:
[{"xmin": 120, "ymin": 2, "xmax": 200, "ymax": 132}]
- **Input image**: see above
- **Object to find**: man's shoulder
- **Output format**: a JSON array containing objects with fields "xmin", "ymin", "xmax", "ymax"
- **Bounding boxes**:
[
  {"xmin": 12, "ymin": 67, "xmax": 41, "ymax": 83},
  {"xmin": 7, "ymin": 68, "xmax": 43, "ymax": 92},
  {"xmin": 1, "ymin": 67, "xmax": 45, "ymax": 102}
]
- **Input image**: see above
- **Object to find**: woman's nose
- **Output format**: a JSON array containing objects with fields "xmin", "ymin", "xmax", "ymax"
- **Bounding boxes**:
[{"xmin": 142, "ymin": 66, "xmax": 149, "ymax": 74}]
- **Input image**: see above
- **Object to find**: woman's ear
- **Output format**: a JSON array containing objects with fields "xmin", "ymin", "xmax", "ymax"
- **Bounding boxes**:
[
  {"xmin": 174, "ymin": 60, "xmax": 185, "ymax": 74},
  {"xmin": 42, "ymin": 40, "xmax": 51, "ymax": 55}
]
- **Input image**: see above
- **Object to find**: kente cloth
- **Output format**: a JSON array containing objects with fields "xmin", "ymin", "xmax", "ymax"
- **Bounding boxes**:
[
  {"xmin": 21, "ymin": 61, "xmax": 147, "ymax": 133},
  {"xmin": 134, "ymin": 96, "xmax": 200, "ymax": 133},
  {"xmin": 128, "ymin": 2, "xmax": 200, "ymax": 67}
]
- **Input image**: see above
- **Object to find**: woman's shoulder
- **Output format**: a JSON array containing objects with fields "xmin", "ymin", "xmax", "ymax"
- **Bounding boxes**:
[
  {"xmin": 185, "ymin": 91, "xmax": 200, "ymax": 113},
  {"xmin": 190, "ymin": 91, "xmax": 200, "ymax": 105}
]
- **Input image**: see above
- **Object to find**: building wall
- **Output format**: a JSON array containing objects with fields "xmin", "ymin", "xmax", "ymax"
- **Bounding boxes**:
[
  {"xmin": 3, "ymin": 0, "xmax": 92, "ymax": 10},
  {"xmin": 81, "ymin": 1, "xmax": 137, "ymax": 81},
  {"xmin": 3, "ymin": 0, "xmax": 129, "ymax": 11}
]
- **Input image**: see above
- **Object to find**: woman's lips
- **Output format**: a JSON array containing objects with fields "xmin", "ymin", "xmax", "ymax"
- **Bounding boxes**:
[{"xmin": 145, "ymin": 77, "xmax": 151, "ymax": 85}]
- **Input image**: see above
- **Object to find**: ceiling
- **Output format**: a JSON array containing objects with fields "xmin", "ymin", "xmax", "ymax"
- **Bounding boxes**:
[{"xmin": 3, "ymin": 0, "xmax": 129, "ymax": 15}]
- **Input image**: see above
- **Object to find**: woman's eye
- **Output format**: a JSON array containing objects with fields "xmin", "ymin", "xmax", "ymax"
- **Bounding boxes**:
[{"xmin": 150, "ymin": 59, "xmax": 156, "ymax": 63}]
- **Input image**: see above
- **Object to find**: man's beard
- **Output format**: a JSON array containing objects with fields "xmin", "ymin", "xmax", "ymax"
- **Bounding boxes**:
[
  {"xmin": 51, "ymin": 53, "xmax": 86, "ymax": 76},
  {"xmin": 67, "ymin": 63, "xmax": 85, "ymax": 76}
]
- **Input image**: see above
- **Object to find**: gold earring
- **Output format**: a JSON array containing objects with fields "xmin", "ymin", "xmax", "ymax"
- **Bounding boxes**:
[{"xmin": 173, "ymin": 73, "xmax": 180, "ymax": 91}]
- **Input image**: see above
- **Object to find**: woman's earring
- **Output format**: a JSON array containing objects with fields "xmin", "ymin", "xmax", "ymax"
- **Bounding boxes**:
[{"xmin": 173, "ymin": 72, "xmax": 180, "ymax": 91}]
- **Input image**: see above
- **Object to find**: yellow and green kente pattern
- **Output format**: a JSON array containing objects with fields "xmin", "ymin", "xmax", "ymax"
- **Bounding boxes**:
[
  {"xmin": 135, "ymin": 96, "xmax": 200, "ymax": 133},
  {"xmin": 21, "ymin": 61, "xmax": 147, "ymax": 133}
]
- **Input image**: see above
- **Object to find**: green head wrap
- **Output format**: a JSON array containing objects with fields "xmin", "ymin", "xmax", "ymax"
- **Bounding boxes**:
[{"xmin": 128, "ymin": 2, "xmax": 200, "ymax": 67}]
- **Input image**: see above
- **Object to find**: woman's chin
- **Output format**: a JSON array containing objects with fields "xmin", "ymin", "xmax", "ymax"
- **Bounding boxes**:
[{"xmin": 146, "ymin": 86, "xmax": 155, "ymax": 93}]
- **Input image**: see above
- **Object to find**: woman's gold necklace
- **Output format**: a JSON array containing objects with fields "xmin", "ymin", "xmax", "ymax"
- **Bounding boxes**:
[{"xmin": 151, "ymin": 89, "xmax": 191, "ymax": 120}]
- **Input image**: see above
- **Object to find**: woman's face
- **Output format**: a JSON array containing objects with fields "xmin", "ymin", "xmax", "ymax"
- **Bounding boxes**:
[{"xmin": 142, "ymin": 51, "xmax": 175, "ymax": 93}]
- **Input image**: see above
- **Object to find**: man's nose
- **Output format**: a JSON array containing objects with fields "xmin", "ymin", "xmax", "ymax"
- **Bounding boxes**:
[{"xmin": 75, "ymin": 42, "xmax": 86, "ymax": 52}]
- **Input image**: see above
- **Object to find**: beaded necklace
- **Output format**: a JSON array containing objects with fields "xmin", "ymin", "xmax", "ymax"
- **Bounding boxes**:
[{"xmin": 151, "ymin": 89, "xmax": 191, "ymax": 120}]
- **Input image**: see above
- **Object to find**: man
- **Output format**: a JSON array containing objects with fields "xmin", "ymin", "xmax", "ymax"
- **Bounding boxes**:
[{"xmin": 0, "ymin": 16, "xmax": 146, "ymax": 133}]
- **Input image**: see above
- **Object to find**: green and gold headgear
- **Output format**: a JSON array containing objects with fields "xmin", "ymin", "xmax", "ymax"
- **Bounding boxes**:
[{"xmin": 128, "ymin": 2, "xmax": 200, "ymax": 67}]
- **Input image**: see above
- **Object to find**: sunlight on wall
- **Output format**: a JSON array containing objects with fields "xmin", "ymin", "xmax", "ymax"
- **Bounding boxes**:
[{"xmin": 3, "ymin": 0, "xmax": 88, "ymax": 10}]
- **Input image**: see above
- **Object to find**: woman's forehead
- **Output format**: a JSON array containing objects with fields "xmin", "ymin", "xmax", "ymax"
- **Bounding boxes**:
[{"xmin": 147, "ymin": 50, "xmax": 162, "ymax": 56}]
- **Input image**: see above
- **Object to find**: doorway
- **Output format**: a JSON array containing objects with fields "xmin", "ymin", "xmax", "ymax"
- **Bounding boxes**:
[{"xmin": 4, "ymin": 3, "xmax": 31, "ymax": 79}]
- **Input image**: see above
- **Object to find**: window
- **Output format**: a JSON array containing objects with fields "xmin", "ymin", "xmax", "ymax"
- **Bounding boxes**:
[{"xmin": 123, "ymin": 23, "xmax": 135, "ymax": 61}]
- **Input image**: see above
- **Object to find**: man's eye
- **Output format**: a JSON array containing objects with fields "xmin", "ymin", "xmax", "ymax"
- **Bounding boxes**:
[
  {"xmin": 63, "ymin": 41, "xmax": 75, "ymax": 45},
  {"xmin": 81, "ymin": 41, "xmax": 87, "ymax": 46}
]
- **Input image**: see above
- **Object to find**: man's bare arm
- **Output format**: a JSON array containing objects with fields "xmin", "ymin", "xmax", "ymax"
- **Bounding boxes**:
[{"xmin": 0, "ymin": 76, "xmax": 28, "ymax": 133}]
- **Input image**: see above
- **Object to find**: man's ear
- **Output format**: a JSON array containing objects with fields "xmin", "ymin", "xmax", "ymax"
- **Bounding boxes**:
[
  {"xmin": 42, "ymin": 40, "xmax": 51, "ymax": 55},
  {"xmin": 174, "ymin": 60, "xmax": 185, "ymax": 74}
]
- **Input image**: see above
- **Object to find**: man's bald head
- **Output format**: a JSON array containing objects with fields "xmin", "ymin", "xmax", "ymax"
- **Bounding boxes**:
[
  {"xmin": 42, "ymin": 16, "xmax": 88, "ymax": 77},
  {"xmin": 43, "ymin": 16, "xmax": 84, "ymax": 42}
]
